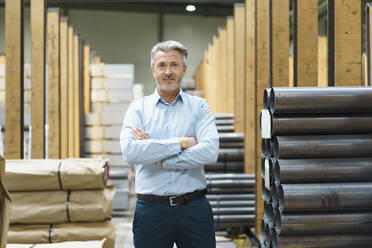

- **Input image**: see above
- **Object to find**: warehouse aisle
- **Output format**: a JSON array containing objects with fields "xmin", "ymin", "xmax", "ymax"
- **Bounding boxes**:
[{"xmin": 112, "ymin": 195, "xmax": 238, "ymax": 248}]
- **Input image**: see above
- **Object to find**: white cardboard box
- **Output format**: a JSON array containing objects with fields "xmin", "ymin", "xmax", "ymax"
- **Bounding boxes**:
[
  {"xmin": 91, "ymin": 89, "xmax": 133, "ymax": 103},
  {"xmin": 91, "ymin": 102, "xmax": 130, "ymax": 113},
  {"xmin": 91, "ymin": 77, "xmax": 133, "ymax": 90},
  {"xmin": 84, "ymin": 111, "xmax": 124, "ymax": 126}
]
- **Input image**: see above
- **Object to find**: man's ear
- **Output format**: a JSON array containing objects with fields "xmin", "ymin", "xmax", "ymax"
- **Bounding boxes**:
[{"xmin": 182, "ymin": 65, "xmax": 187, "ymax": 76}]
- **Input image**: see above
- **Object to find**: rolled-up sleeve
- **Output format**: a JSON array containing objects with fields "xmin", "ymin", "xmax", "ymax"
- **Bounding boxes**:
[
  {"xmin": 162, "ymin": 100, "xmax": 219, "ymax": 169},
  {"xmin": 120, "ymin": 104, "xmax": 181, "ymax": 165}
]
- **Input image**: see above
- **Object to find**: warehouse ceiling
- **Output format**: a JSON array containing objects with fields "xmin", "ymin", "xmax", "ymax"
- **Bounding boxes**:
[{"xmin": 0, "ymin": 0, "xmax": 245, "ymax": 17}]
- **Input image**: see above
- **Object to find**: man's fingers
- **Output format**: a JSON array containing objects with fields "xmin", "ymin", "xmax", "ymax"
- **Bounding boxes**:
[{"xmin": 131, "ymin": 128, "xmax": 148, "ymax": 140}]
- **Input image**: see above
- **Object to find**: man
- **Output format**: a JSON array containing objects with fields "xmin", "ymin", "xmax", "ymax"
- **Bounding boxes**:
[{"xmin": 120, "ymin": 40, "xmax": 219, "ymax": 248}]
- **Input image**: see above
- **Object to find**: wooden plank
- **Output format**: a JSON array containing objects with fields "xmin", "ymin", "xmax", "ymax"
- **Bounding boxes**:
[
  {"xmin": 5, "ymin": 0, "xmax": 24, "ymax": 159},
  {"xmin": 363, "ymin": 53, "xmax": 368, "ymax": 86},
  {"xmin": 219, "ymin": 27, "xmax": 228, "ymax": 114},
  {"xmin": 93, "ymin": 54, "xmax": 101, "ymax": 64},
  {"xmin": 215, "ymin": 31, "xmax": 222, "ymax": 114},
  {"xmin": 226, "ymin": 17, "xmax": 235, "ymax": 114},
  {"xmin": 244, "ymin": 0, "xmax": 256, "ymax": 175},
  {"xmin": 0, "ymin": 54, "xmax": 5, "ymax": 64},
  {"xmin": 73, "ymin": 33, "xmax": 81, "ymax": 158},
  {"xmin": 60, "ymin": 16, "xmax": 69, "ymax": 159},
  {"xmin": 256, "ymin": 0, "xmax": 270, "ymax": 236},
  {"xmin": 68, "ymin": 25, "xmax": 74, "ymax": 157},
  {"xmin": 368, "ymin": 3, "xmax": 372, "ymax": 86},
  {"xmin": 47, "ymin": 8, "xmax": 60, "ymax": 159},
  {"xmin": 234, "ymin": 3, "xmax": 245, "ymax": 133},
  {"xmin": 289, "ymin": 56, "xmax": 294, "ymax": 87},
  {"xmin": 328, "ymin": 0, "xmax": 361, "ymax": 86},
  {"xmin": 270, "ymin": 0, "xmax": 289, "ymax": 87},
  {"xmin": 30, "ymin": 0, "xmax": 46, "ymax": 158},
  {"xmin": 293, "ymin": 0, "xmax": 318, "ymax": 87},
  {"xmin": 83, "ymin": 44, "xmax": 91, "ymax": 114},
  {"xmin": 318, "ymin": 36, "xmax": 328, "ymax": 87},
  {"xmin": 210, "ymin": 37, "xmax": 217, "ymax": 114}
]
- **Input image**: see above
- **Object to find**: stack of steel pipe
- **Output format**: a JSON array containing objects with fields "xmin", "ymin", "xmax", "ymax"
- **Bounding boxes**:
[
  {"xmin": 205, "ymin": 173, "xmax": 255, "ymax": 230},
  {"xmin": 260, "ymin": 87, "xmax": 372, "ymax": 248},
  {"xmin": 215, "ymin": 113, "xmax": 235, "ymax": 133}
]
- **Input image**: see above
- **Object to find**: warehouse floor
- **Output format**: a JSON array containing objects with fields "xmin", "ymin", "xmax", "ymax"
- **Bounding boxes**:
[{"xmin": 112, "ymin": 194, "xmax": 238, "ymax": 248}]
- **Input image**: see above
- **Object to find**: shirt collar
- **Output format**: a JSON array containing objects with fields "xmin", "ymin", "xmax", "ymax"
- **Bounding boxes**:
[{"xmin": 152, "ymin": 88, "xmax": 185, "ymax": 105}]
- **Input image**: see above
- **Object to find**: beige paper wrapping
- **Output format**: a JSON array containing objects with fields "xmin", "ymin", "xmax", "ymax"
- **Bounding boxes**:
[
  {"xmin": 7, "ymin": 240, "xmax": 105, "ymax": 248},
  {"xmin": 5, "ymin": 159, "xmax": 107, "ymax": 191},
  {"xmin": 1, "ymin": 156, "xmax": 11, "ymax": 248},
  {"xmin": 10, "ymin": 186, "xmax": 115, "ymax": 224},
  {"xmin": 7, "ymin": 221, "xmax": 115, "ymax": 248}
]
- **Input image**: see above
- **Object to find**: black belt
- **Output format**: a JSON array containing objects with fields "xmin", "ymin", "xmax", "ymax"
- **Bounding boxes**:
[{"xmin": 137, "ymin": 188, "xmax": 207, "ymax": 207}]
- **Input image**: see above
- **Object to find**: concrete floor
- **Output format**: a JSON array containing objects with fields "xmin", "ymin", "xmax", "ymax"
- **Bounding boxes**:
[{"xmin": 111, "ymin": 194, "xmax": 238, "ymax": 248}]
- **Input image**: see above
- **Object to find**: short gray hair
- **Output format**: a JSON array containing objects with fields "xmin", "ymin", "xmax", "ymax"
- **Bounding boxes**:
[{"xmin": 151, "ymin": 40, "xmax": 188, "ymax": 67}]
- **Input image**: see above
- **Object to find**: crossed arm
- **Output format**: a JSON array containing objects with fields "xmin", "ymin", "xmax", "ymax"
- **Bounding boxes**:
[{"xmin": 120, "ymin": 101, "xmax": 219, "ymax": 169}]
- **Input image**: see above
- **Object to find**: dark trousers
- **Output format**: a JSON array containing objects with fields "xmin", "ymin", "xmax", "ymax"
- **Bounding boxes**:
[{"xmin": 133, "ymin": 195, "xmax": 216, "ymax": 248}]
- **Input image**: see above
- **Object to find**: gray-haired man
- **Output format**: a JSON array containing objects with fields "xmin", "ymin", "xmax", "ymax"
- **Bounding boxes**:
[{"xmin": 120, "ymin": 40, "xmax": 219, "ymax": 248}]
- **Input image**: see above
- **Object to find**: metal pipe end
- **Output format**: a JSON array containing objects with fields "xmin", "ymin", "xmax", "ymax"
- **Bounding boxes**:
[
  {"xmin": 271, "ymin": 228, "xmax": 278, "ymax": 248},
  {"xmin": 273, "ymin": 137, "xmax": 279, "ymax": 159},
  {"xmin": 269, "ymin": 139, "xmax": 275, "ymax": 158},
  {"xmin": 261, "ymin": 218, "xmax": 267, "ymax": 242},
  {"xmin": 264, "ymin": 88, "xmax": 270, "ymax": 109},
  {"xmin": 269, "ymin": 88, "xmax": 276, "ymax": 114},
  {"xmin": 262, "ymin": 139, "xmax": 268, "ymax": 158},
  {"xmin": 261, "ymin": 109, "xmax": 272, "ymax": 139},
  {"xmin": 262, "ymin": 178, "xmax": 269, "ymax": 202},
  {"xmin": 261, "ymin": 158, "xmax": 266, "ymax": 178},
  {"xmin": 278, "ymin": 185, "xmax": 284, "ymax": 212},
  {"xmin": 271, "ymin": 185, "xmax": 278, "ymax": 207},
  {"xmin": 274, "ymin": 159, "xmax": 280, "ymax": 186},
  {"xmin": 274, "ymin": 208, "xmax": 281, "ymax": 235},
  {"xmin": 267, "ymin": 204, "xmax": 274, "ymax": 228}
]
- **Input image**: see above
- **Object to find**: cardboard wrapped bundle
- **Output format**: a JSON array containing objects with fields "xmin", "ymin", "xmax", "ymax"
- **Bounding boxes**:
[
  {"xmin": 5, "ymin": 159, "xmax": 107, "ymax": 191},
  {"xmin": 7, "ymin": 240, "xmax": 105, "ymax": 248},
  {"xmin": 1, "ymin": 156, "xmax": 11, "ymax": 248},
  {"xmin": 10, "ymin": 186, "xmax": 114, "ymax": 224},
  {"xmin": 7, "ymin": 221, "xmax": 115, "ymax": 248}
]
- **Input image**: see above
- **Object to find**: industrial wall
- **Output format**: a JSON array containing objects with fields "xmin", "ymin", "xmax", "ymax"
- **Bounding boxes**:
[{"xmin": 0, "ymin": 8, "xmax": 225, "ymax": 95}]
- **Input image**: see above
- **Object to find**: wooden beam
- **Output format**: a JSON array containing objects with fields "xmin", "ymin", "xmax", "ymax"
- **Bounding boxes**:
[
  {"xmin": 270, "ymin": 0, "xmax": 289, "ymax": 87},
  {"xmin": 289, "ymin": 56, "xmax": 294, "ymax": 87},
  {"xmin": 219, "ymin": 27, "xmax": 228, "ymax": 114},
  {"xmin": 234, "ymin": 3, "xmax": 245, "ymax": 133},
  {"xmin": 318, "ymin": 36, "xmax": 328, "ymax": 87},
  {"xmin": 244, "ymin": 0, "xmax": 256, "ymax": 175},
  {"xmin": 74, "ymin": 33, "xmax": 81, "ymax": 158},
  {"xmin": 293, "ymin": 0, "xmax": 318, "ymax": 87},
  {"xmin": 256, "ymin": 0, "xmax": 270, "ymax": 236},
  {"xmin": 226, "ymin": 16, "xmax": 235, "ymax": 114},
  {"xmin": 366, "ymin": 3, "xmax": 372, "ymax": 86},
  {"xmin": 83, "ymin": 44, "xmax": 91, "ymax": 114},
  {"xmin": 68, "ymin": 25, "xmax": 74, "ymax": 157},
  {"xmin": 30, "ymin": 0, "xmax": 46, "ymax": 158},
  {"xmin": 60, "ymin": 16, "xmax": 69, "ymax": 159},
  {"xmin": 5, "ymin": 0, "xmax": 24, "ymax": 159},
  {"xmin": 328, "ymin": 0, "xmax": 361, "ymax": 86},
  {"xmin": 47, "ymin": 8, "xmax": 60, "ymax": 159},
  {"xmin": 210, "ymin": 37, "xmax": 217, "ymax": 114},
  {"xmin": 215, "ymin": 31, "xmax": 222, "ymax": 114}
]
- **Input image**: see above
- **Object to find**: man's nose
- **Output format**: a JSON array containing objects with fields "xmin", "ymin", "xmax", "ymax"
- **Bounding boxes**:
[{"xmin": 165, "ymin": 66, "xmax": 173, "ymax": 74}]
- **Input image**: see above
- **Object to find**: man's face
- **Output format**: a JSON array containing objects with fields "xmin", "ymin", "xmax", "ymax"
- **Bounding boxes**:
[{"xmin": 152, "ymin": 50, "xmax": 187, "ymax": 93}]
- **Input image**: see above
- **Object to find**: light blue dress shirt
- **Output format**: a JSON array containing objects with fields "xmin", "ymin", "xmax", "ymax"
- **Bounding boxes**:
[{"xmin": 120, "ymin": 88, "xmax": 219, "ymax": 196}]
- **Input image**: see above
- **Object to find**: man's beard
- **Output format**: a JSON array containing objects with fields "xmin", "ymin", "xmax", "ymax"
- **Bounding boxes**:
[{"xmin": 155, "ymin": 77, "xmax": 181, "ymax": 92}]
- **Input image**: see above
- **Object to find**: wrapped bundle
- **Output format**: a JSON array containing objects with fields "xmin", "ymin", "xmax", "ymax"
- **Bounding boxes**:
[
  {"xmin": 7, "ymin": 240, "xmax": 105, "ymax": 248},
  {"xmin": 10, "ymin": 186, "xmax": 114, "ymax": 224},
  {"xmin": 5, "ymin": 159, "xmax": 107, "ymax": 191},
  {"xmin": 7, "ymin": 221, "xmax": 115, "ymax": 248},
  {"xmin": 1, "ymin": 156, "xmax": 11, "ymax": 248}
]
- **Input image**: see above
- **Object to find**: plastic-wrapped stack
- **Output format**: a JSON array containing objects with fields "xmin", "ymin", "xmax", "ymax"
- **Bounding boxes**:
[
  {"xmin": 7, "ymin": 240, "xmax": 105, "ymax": 248},
  {"xmin": 5, "ymin": 159, "xmax": 116, "ymax": 248},
  {"xmin": 204, "ymin": 114, "xmax": 255, "ymax": 230},
  {"xmin": 260, "ymin": 87, "xmax": 372, "ymax": 248},
  {"xmin": 85, "ymin": 63, "xmax": 136, "ymax": 210}
]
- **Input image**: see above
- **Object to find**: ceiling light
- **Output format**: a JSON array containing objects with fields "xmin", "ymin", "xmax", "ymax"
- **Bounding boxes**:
[{"xmin": 186, "ymin": 5, "xmax": 196, "ymax": 12}]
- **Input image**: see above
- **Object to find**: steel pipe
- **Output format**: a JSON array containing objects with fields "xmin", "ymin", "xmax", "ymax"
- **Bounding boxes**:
[
  {"xmin": 213, "ymin": 214, "xmax": 255, "ymax": 223},
  {"xmin": 214, "ymin": 222, "xmax": 254, "ymax": 230},
  {"xmin": 269, "ymin": 87, "xmax": 372, "ymax": 115},
  {"xmin": 219, "ymin": 143, "xmax": 244, "ymax": 149},
  {"xmin": 274, "ymin": 212, "xmax": 372, "ymax": 236},
  {"xmin": 271, "ymin": 232, "xmax": 372, "ymax": 248},
  {"xmin": 273, "ymin": 135, "xmax": 372, "ymax": 159},
  {"xmin": 217, "ymin": 126, "xmax": 234, "ymax": 133},
  {"xmin": 264, "ymin": 88, "xmax": 271, "ymax": 109},
  {"xmin": 274, "ymin": 158, "xmax": 372, "ymax": 185},
  {"xmin": 207, "ymin": 179, "xmax": 255, "ymax": 188},
  {"xmin": 218, "ymin": 149, "xmax": 244, "ymax": 161},
  {"xmin": 215, "ymin": 114, "xmax": 234, "ymax": 120},
  {"xmin": 207, "ymin": 187, "xmax": 254, "ymax": 194},
  {"xmin": 206, "ymin": 194, "xmax": 255, "ymax": 201},
  {"xmin": 267, "ymin": 115, "xmax": 372, "ymax": 137},
  {"xmin": 219, "ymin": 133, "xmax": 244, "ymax": 143},
  {"xmin": 206, "ymin": 174, "xmax": 255, "ymax": 180},
  {"xmin": 215, "ymin": 119, "xmax": 234, "ymax": 126},
  {"xmin": 278, "ymin": 183, "xmax": 372, "ymax": 212},
  {"xmin": 212, "ymin": 207, "xmax": 255, "ymax": 215},
  {"xmin": 205, "ymin": 161, "xmax": 244, "ymax": 172},
  {"xmin": 209, "ymin": 200, "xmax": 255, "ymax": 208}
]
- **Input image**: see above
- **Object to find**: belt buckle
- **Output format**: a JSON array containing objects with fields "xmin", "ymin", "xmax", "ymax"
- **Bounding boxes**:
[{"xmin": 169, "ymin": 196, "xmax": 178, "ymax": 207}]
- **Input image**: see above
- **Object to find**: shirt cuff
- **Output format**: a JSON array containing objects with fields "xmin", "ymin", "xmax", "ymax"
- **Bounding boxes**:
[{"xmin": 164, "ymin": 138, "xmax": 182, "ymax": 156}]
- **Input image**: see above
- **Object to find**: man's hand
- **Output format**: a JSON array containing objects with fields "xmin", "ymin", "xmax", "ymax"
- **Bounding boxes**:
[
  {"xmin": 131, "ymin": 128, "xmax": 149, "ymax": 140},
  {"xmin": 180, "ymin": 137, "xmax": 197, "ymax": 150}
]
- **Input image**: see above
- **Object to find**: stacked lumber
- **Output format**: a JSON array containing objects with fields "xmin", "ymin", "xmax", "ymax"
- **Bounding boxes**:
[
  {"xmin": 5, "ymin": 159, "xmax": 115, "ymax": 248},
  {"xmin": 260, "ymin": 87, "xmax": 372, "ymax": 248},
  {"xmin": 85, "ymin": 63, "xmax": 136, "ymax": 210}
]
